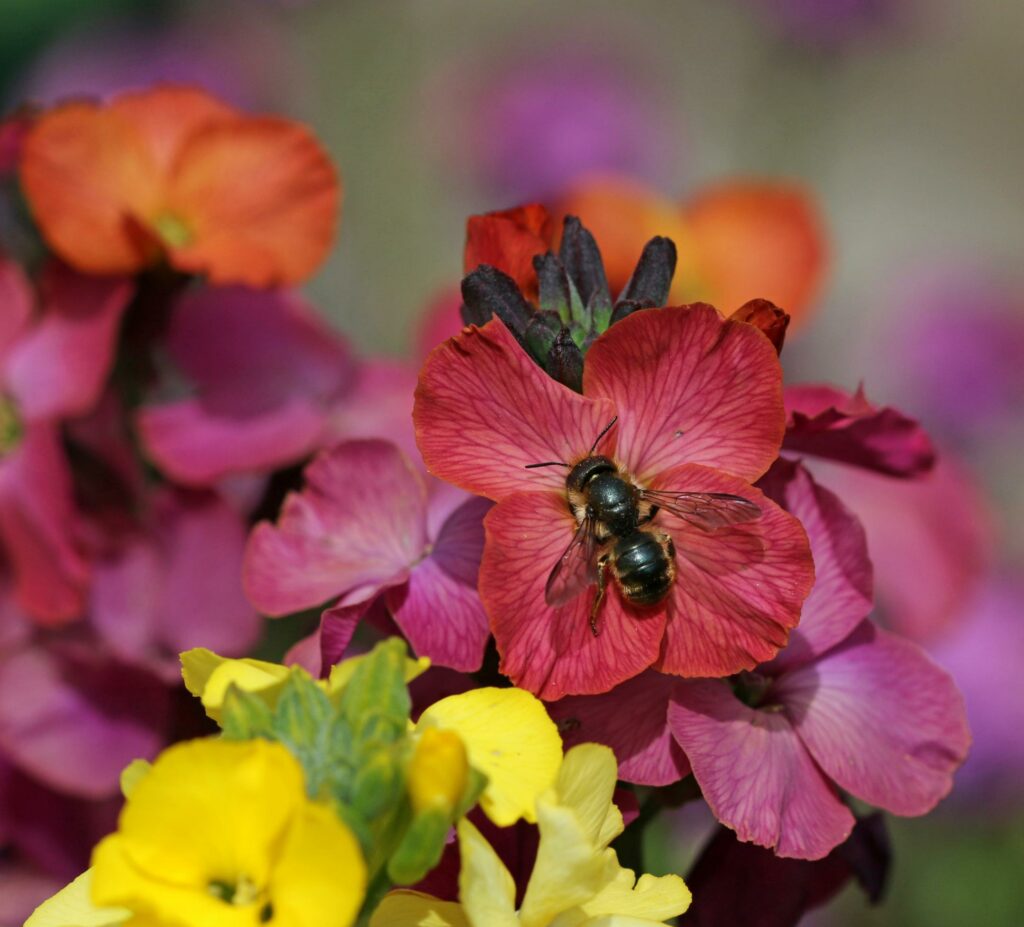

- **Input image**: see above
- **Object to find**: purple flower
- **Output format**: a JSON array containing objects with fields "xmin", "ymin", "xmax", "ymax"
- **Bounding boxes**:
[
  {"xmin": 745, "ymin": 0, "xmax": 911, "ymax": 47},
  {"xmin": 243, "ymin": 439, "xmax": 492, "ymax": 673},
  {"xmin": 136, "ymin": 286, "xmax": 419, "ymax": 485}
]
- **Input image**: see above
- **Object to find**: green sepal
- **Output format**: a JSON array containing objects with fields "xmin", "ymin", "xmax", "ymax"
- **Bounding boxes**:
[
  {"xmin": 338, "ymin": 638, "xmax": 411, "ymax": 741},
  {"xmin": 351, "ymin": 749, "xmax": 404, "ymax": 819},
  {"xmin": 219, "ymin": 684, "xmax": 275, "ymax": 740},
  {"xmin": 453, "ymin": 767, "xmax": 489, "ymax": 820},
  {"xmin": 386, "ymin": 807, "xmax": 451, "ymax": 886}
]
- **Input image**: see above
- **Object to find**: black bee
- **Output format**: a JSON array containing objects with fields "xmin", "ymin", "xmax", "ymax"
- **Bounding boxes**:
[{"xmin": 527, "ymin": 418, "xmax": 762, "ymax": 635}]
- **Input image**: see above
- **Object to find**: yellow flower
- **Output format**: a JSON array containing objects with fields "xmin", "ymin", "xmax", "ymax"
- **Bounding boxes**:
[
  {"xmin": 407, "ymin": 728, "xmax": 470, "ymax": 815},
  {"xmin": 89, "ymin": 738, "xmax": 366, "ymax": 927},
  {"xmin": 25, "ymin": 871, "xmax": 134, "ymax": 927},
  {"xmin": 371, "ymin": 744, "xmax": 691, "ymax": 927},
  {"xmin": 416, "ymin": 687, "xmax": 562, "ymax": 827}
]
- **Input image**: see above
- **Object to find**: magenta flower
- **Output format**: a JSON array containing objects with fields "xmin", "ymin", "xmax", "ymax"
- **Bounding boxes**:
[
  {"xmin": 137, "ymin": 286, "xmax": 419, "ymax": 485},
  {"xmin": 243, "ymin": 439, "xmax": 491, "ymax": 672},
  {"xmin": 0, "ymin": 258, "xmax": 132, "ymax": 624},
  {"xmin": 89, "ymin": 487, "xmax": 260, "ymax": 680},
  {"xmin": 413, "ymin": 306, "xmax": 815, "ymax": 700}
]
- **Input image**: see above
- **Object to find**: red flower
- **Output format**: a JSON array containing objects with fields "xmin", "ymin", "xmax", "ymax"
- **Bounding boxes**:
[
  {"xmin": 413, "ymin": 305, "xmax": 814, "ymax": 699},
  {"xmin": 19, "ymin": 85, "xmax": 339, "ymax": 286}
]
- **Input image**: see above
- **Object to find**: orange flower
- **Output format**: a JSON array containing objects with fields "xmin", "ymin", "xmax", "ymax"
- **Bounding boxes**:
[
  {"xmin": 463, "ymin": 203, "xmax": 555, "ymax": 302},
  {"xmin": 19, "ymin": 85, "xmax": 340, "ymax": 287}
]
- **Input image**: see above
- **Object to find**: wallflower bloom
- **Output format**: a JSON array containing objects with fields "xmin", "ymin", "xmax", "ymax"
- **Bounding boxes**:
[
  {"xmin": 244, "ymin": 439, "xmax": 491, "ymax": 673},
  {"xmin": 20, "ymin": 85, "xmax": 339, "ymax": 286},
  {"xmin": 414, "ymin": 306, "xmax": 814, "ymax": 699},
  {"xmin": 371, "ymin": 743, "xmax": 691, "ymax": 926},
  {"xmin": 87, "ymin": 738, "xmax": 366, "ymax": 927}
]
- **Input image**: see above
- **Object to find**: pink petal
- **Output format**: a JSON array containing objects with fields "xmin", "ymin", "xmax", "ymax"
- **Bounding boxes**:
[
  {"xmin": 415, "ymin": 286, "xmax": 463, "ymax": 361},
  {"xmin": 548, "ymin": 670, "xmax": 690, "ymax": 786},
  {"xmin": 784, "ymin": 383, "xmax": 936, "ymax": 477},
  {"xmin": 0, "ymin": 862, "xmax": 65, "ymax": 927},
  {"xmin": 0, "ymin": 425, "xmax": 89, "ymax": 625},
  {"xmin": 479, "ymin": 491, "xmax": 664, "ymax": 700},
  {"xmin": 758, "ymin": 459, "xmax": 873, "ymax": 672},
  {"xmin": 777, "ymin": 621, "xmax": 970, "ymax": 816},
  {"xmin": 244, "ymin": 440, "xmax": 427, "ymax": 616},
  {"xmin": 3, "ymin": 262, "xmax": 132, "ymax": 421},
  {"xmin": 583, "ymin": 305, "xmax": 785, "ymax": 483},
  {"xmin": 413, "ymin": 318, "xmax": 616, "ymax": 500},
  {"xmin": 805, "ymin": 456, "xmax": 993, "ymax": 641},
  {"xmin": 0, "ymin": 646, "xmax": 168, "ymax": 798},
  {"xmin": 0, "ymin": 255, "xmax": 32, "ymax": 358},
  {"xmin": 386, "ymin": 495, "xmax": 491, "ymax": 671},
  {"xmin": 137, "ymin": 395, "xmax": 325, "ymax": 485},
  {"xmin": 653, "ymin": 464, "xmax": 814, "ymax": 678},
  {"xmin": 668, "ymin": 679, "xmax": 855, "ymax": 859},
  {"xmin": 90, "ymin": 534, "xmax": 163, "ymax": 663},
  {"xmin": 319, "ymin": 597, "xmax": 379, "ymax": 673}
]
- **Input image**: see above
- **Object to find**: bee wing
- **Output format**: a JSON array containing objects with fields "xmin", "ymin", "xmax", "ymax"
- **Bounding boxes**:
[
  {"xmin": 545, "ymin": 515, "xmax": 601, "ymax": 607},
  {"xmin": 640, "ymin": 489, "xmax": 762, "ymax": 532}
]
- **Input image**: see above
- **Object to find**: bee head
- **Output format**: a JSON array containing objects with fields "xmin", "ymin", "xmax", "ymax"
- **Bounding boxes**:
[{"xmin": 566, "ymin": 455, "xmax": 617, "ymax": 493}]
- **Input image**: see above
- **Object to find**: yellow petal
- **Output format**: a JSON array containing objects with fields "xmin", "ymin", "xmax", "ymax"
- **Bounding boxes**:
[
  {"xmin": 119, "ymin": 760, "xmax": 151, "ymax": 800},
  {"xmin": 369, "ymin": 891, "xmax": 470, "ymax": 927},
  {"xmin": 269, "ymin": 801, "xmax": 367, "ymax": 927},
  {"xmin": 418, "ymin": 688, "xmax": 561, "ymax": 826},
  {"xmin": 181, "ymin": 649, "xmax": 292, "ymax": 721},
  {"xmin": 24, "ymin": 871, "xmax": 131, "ymax": 927},
  {"xmin": 93, "ymin": 739, "xmax": 305, "ymax": 915},
  {"xmin": 408, "ymin": 728, "xmax": 469, "ymax": 814},
  {"xmin": 583, "ymin": 868, "xmax": 691, "ymax": 922},
  {"xmin": 326, "ymin": 652, "xmax": 430, "ymax": 696},
  {"xmin": 456, "ymin": 820, "xmax": 519, "ymax": 927},
  {"xmin": 553, "ymin": 744, "xmax": 623, "ymax": 849}
]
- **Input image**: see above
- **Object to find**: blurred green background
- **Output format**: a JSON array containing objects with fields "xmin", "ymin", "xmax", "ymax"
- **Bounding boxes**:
[{"xmin": 3, "ymin": 2, "xmax": 1022, "ymax": 924}]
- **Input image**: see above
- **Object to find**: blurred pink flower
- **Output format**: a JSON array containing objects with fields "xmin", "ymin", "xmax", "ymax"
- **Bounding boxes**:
[
  {"xmin": 244, "ymin": 439, "xmax": 491, "ymax": 672},
  {"xmin": 136, "ymin": 286, "xmax": 419, "ymax": 485}
]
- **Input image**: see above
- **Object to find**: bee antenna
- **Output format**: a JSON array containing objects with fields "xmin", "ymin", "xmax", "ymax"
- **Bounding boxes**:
[
  {"xmin": 524, "ymin": 460, "xmax": 569, "ymax": 470},
  {"xmin": 589, "ymin": 416, "xmax": 618, "ymax": 454}
]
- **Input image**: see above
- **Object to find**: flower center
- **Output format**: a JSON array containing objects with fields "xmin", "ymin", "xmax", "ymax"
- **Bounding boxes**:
[
  {"xmin": 730, "ymin": 670, "xmax": 781, "ymax": 710},
  {"xmin": 0, "ymin": 395, "xmax": 23, "ymax": 456},
  {"xmin": 208, "ymin": 874, "xmax": 263, "ymax": 908},
  {"xmin": 153, "ymin": 212, "xmax": 194, "ymax": 249}
]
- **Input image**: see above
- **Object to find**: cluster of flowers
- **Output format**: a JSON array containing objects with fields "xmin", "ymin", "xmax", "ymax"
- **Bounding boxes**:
[{"xmin": 1, "ymin": 82, "xmax": 972, "ymax": 926}]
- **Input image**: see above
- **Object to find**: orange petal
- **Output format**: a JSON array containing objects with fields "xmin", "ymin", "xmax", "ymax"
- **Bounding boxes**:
[
  {"xmin": 165, "ymin": 116, "xmax": 340, "ymax": 286},
  {"xmin": 553, "ymin": 173, "xmax": 700, "ymax": 301},
  {"xmin": 684, "ymin": 181, "xmax": 827, "ymax": 328},
  {"xmin": 464, "ymin": 204, "xmax": 555, "ymax": 301},
  {"xmin": 20, "ymin": 101, "xmax": 162, "ymax": 274},
  {"xmin": 110, "ymin": 84, "xmax": 236, "ymax": 174}
]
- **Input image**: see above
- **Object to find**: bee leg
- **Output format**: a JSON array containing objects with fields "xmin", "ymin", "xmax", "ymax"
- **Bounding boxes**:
[{"xmin": 589, "ymin": 560, "xmax": 608, "ymax": 637}]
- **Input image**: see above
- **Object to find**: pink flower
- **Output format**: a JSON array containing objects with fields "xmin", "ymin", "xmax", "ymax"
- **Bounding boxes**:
[
  {"xmin": 0, "ymin": 258, "xmax": 132, "ymax": 624},
  {"xmin": 136, "ymin": 286, "xmax": 419, "ymax": 486},
  {"xmin": 413, "ymin": 305, "xmax": 815, "ymax": 699},
  {"xmin": 243, "ymin": 439, "xmax": 491, "ymax": 673},
  {"xmin": 552, "ymin": 460, "xmax": 969, "ymax": 859}
]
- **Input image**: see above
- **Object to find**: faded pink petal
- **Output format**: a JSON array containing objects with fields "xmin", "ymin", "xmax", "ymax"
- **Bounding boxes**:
[
  {"xmin": 416, "ymin": 287, "xmax": 464, "ymax": 361},
  {"xmin": 0, "ymin": 256, "xmax": 32, "ymax": 357},
  {"xmin": 244, "ymin": 440, "xmax": 426, "ymax": 616},
  {"xmin": 584, "ymin": 305, "xmax": 784, "ymax": 483},
  {"xmin": 0, "ymin": 425, "xmax": 89, "ymax": 625},
  {"xmin": 758, "ymin": 458, "xmax": 873, "ymax": 672},
  {"xmin": 90, "ymin": 534, "xmax": 163, "ymax": 663},
  {"xmin": 806, "ymin": 456, "xmax": 993, "ymax": 641},
  {"xmin": 479, "ymin": 491, "xmax": 664, "ymax": 699},
  {"xmin": 784, "ymin": 383, "xmax": 935, "ymax": 477},
  {"xmin": 0, "ymin": 861, "xmax": 64, "ymax": 927},
  {"xmin": 777, "ymin": 621, "xmax": 970, "ymax": 816},
  {"xmin": 668, "ymin": 679, "xmax": 854, "ymax": 859},
  {"xmin": 654, "ymin": 464, "xmax": 814, "ymax": 678},
  {"xmin": 0, "ymin": 647, "xmax": 168, "ymax": 798},
  {"xmin": 386, "ymin": 495, "xmax": 491, "ymax": 671},
  {"xmin": 413, "ymin": 318, "xmax": 615, "ymax": 500},
  {"xmin": 3, "ymin": 263, "xmax": 132, "ymax": 421},
  {"xmin": 548, "ymin": 670, "xmax": 690, "ymax": 786}
]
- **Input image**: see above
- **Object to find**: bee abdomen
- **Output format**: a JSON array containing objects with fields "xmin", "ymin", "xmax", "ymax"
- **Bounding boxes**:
[{"xmin": 612, "ymin": 530, "xmax": 675, "ymax": 607}]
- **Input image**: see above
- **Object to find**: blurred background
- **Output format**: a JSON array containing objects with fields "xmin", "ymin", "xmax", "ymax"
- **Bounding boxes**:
[{"xmin": 2, "ymin": 1, "xmax": 1022, "ymax": 924}]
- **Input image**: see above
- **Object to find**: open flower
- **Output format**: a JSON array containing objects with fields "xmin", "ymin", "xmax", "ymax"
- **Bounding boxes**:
[
  {"xmin": 370, "ymin": 743, "xmax": 691, "ymax": 926},
  {"xmin": 19, "ymin": 84, "xmax": 339, "ymax": 286},
  {"xmin": 244, "ymin": 439, "xmax": 491, "ymax": 673},
  {"xmin": 413, "ymin": 306, "xmax": 814, "ymax": 699},
  {"xmin": 85, "ymin": 738, "xmax": 366, "ymax": 927}
]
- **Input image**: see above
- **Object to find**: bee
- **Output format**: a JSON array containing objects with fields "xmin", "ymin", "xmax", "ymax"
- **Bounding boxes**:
[{"xmin": 527, "ymin": 418, "xmax": 762, "ymax": 635}]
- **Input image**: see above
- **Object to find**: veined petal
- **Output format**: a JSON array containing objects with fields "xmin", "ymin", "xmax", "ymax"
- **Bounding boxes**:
[
  {"xmin": 653, "ymin": 465, "xmax": 814, "ymax": 678},
  {"xmin": 456, "ymin": 820, "xmax": 519, "ymax": 927},
  {"xmin": 243, "ymin": 440, "xmax": 426, "ymax": 616},
  {"xmin": 24, "ymin": 871, "xmax": 131, "ymax": 927},
  {"xmin": 418, "ymin": 687, "xmax": 562, "ymax": 827},
  {"xmin": 582, "ymin": 867, "xmax": 691, "ymax": 922},
  {"xmin": 480, "ymin": 493, "xmax": 664, "ymax": 700},
  {"xmin": 548, "ymin": 672, "xmax": 690, "ymax": 787},
  {"xmin": 552, "ymin": 744, "xmax": 623, "ymax": 849},
  {"xmin": 778, "ymin": 621, "xmax": 970, "ymax": 816},
  {"xmin": 464, "ymin": 204, "xmax": 554, "ymax": 302},
  {"xmin": 165, "ymin": 116, "xmax": 340, "ymax": 286},
  {"xmin": 758, "ymin": 459, "xmax": 873, "ymax": 672},
  {"xmin": 668, "ymin": 680, "xmax": 855, "ymax": 860},
  {"xmin": 583, "ymin": 305, "xmax": 785, "ymax": 483},
  {"xmin": 370, "ymin": 891, "xmax": 470, "ymax": 927},
  {"xmin": 413, "ymin": 318, "xmax": 616, "ymax": 500}
]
